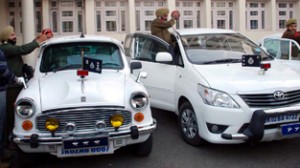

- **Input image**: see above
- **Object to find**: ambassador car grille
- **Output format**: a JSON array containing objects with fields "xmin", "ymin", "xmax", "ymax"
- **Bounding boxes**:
[
  {"xmin": 239, "ymin": 90, "xmax": 300, "ymax": 108},
  {"xmin": 36, "ymin": 107, "xmax": 132, "ymax": 133}
]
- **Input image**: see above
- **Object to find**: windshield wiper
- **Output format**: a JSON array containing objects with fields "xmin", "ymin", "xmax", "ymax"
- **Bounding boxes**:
[
  {"xmin": 53, "ymin": 64, "xmax": 82, "ymax": 72},
  {"xmin": 202, "ymin": 58, "xmax": 242, "ymax": 65}
]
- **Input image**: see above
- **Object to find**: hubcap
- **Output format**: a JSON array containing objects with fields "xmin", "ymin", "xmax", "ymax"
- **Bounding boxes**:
[{"xmin": 181, "ymin": 109, "xmax": 198, "ymax": 139}]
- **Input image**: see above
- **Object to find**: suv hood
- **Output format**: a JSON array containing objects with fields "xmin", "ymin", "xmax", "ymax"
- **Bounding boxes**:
[
  {"xmin": 39, "ymin": 71, "xmax": 125, "ymax": 111},
  {"xmin": 193, "ymin": 61, "xmax": 300, "ymax": 93}
]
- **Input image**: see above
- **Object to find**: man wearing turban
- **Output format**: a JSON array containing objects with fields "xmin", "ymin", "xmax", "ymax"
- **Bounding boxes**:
[
  {"xmin": 282, "ymin": 18, "xmax": 300, "ymax": 45},
  {"xmin": 0, "ymin": 26, "xmax": 50, "ymax": 151},
  {"xmin": 150, "ymin": 8, "xmax": 180, "ymax": 46}
]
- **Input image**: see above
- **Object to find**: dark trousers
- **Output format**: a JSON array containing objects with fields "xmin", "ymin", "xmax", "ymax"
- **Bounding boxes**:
[{"xmin": 5, "ymin": 86, "xmax": 22, "ymax": 147}]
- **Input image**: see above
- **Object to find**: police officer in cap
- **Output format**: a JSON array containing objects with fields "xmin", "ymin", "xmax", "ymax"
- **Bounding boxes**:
[
  {"xmin": 151, "ymin": 8, "xmax": 180, "ymax": 46},
  {"xmin": 282, "ymin": 18, "xmax": 300, "ymax": 45},
  {"xmin": 0, "ymin": 26, "xmax": 50, "ymax": 149}
]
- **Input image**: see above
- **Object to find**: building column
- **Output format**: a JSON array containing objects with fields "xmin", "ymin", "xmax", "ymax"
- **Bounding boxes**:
[
  {"xmin": 128, "ymin": 0, "xmax": 136, "ymax": 33},
  {"xmin": 42, "ymin": 0, "xmax": 50, "ymax": 28},
  {"xmin": 85, "ymin": 0, "xmax": 96, "ymax": 34},
  {"xmin": 0, "ymin": 0, "xmax": 8, "ymax": 32},
  {"xmin": 167, "ymin": 0, "xmax": 176, "ymax": 12},
  {"xmin": 21, "ymin": 0, "xmax": 36, "ymax": 66},
  {"xmin": 203, "ymin": 0, "xmax": 211, "ymax": 28},
  {"xmin": 269, "ymin": 0, "xmax": 276, "ymax": 32},
  {"xmin": 236, "ymin": 0, "xmax": 246, "ymax": 32}
]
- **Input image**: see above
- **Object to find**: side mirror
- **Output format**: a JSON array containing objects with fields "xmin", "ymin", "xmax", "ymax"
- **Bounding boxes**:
[
  {"xmin": 130, "ymin": 62, "xmax": 142, "ymax": 73},
  {"xmin": 136, "ymin": 72, "xmax": 147, "ymax": 83},
  {"xmin": 155, "ymin": 52, "xmax": 173, "ymax": 62}
]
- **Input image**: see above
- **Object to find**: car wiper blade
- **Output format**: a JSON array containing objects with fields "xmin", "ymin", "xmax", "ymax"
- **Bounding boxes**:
[
  {"xmin": 53, "ymin": 64, "xmax": 82, "ymax": 72},
  {"xmin": 202, "ymin": 58, "xmax": 242, "ymax": 64}
]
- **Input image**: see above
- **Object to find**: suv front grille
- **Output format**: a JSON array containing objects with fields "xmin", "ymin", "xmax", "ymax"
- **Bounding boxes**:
[
  {"xmin": 239, "ymin": 90, "xmax": 300, "ymax": 108},
  {"xmin": 36, "ymin": 107, "xmax": 132, "ymax": 133}
]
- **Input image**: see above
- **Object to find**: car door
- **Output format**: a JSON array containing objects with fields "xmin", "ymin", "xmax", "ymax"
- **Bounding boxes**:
[
  {"xmin": 126, "ymin": 33, "xmax": 179, "ymax": 111},
  {"xmin": 262, "ymin": 38, "xmax": 300, "ymax": 71}
]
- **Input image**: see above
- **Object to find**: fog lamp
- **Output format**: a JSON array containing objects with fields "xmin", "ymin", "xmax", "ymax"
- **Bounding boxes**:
[
  {"xmin": 22, "ymin": 120, "xmax": 33, "ymax": 131},
  {"xmin": 45, "ymin": 118, "xmax": 59, "ymax": 132},
  {"xmin": 110, "ymin": 114, "xmax": 124, "ymax": 128},
  {"xmin": 65, "ymin": 122, "xmax": 76, "ymax": 133}
]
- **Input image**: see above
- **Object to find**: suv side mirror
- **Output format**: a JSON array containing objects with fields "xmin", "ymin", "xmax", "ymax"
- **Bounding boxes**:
[
  {"xmin": 155, "ymin": 52, "xmax": 173, "ymax": 62},
  {"xmin": 130, "ymin": 62, "xmax": 142, "ymax": 73}
]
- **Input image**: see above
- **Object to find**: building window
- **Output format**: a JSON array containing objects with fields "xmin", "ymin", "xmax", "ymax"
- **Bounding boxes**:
[
  {"xmin": 183, "ymin": 2, "xmax": 193, "ymax": 7},
  {"xmin": 197, "ymin": 11, "xmax": 201, "ymax": 28},
  {"xmin": 250, "ymin": 11, "xmax": 258, "ymax": 16},
  {"xmin": 121, "ymin": 11, "xmax": 125, "ymax": 31},
  {"xmin": 250, "ymin": 3, "xmax": 258, "ymax": 8},
  {"xmin": 105, "ymin": 2, "xmax": 116, "ymax": 7},
  {"xmin": 145, "ymin": 21, "xmax": 152, "ymax": 31},
  {"xmin": 106, "ymin": 21, "xmax": 116, "ymax": 31},
  {"xmin": 229, "ymin": 11, "xmax": 233, "ymax": 29},
  {"xmin": 96, "ymin": 11, "xmax": 101, "ymax": 32},
  {"xmin": 62, "ymin": 21, "xmax": 73, "ymax": 32},
  {"xmin": 52, "ymin": 11, "xmax": 58, "ymax": 32},
  {"xmin": 217, "ymin": 11, "xmax": 225, "ymax": 16},
  {"xmin": 250, "ymin": 20, "xmax": 258, "ymax": 29},
  {"xmin": 36, "ymin": 11, "xmax": 42, "ymax": 32},
  {"xmin": 78, "ymin": 11, "xmax": 83, "ymax": 32},
  {"xmin": 62, "ymin": 11, "xmax": 73, "ymax": 17},
  {"xmin": 279, "ymin": 20, "xmax": 285, "ymax": 29},
  {"xmin": 184, "ymin": 11, "xmax": 193, "ymax": 16},
  {"xmin": 145, "ymin": 10, "xmax": 154, "ymax": 16},
  {"xmin": 184, "ymin": 20, "xmax": 193, "ymax": 28},
  {"xmin": 261, "ymin": 11, "xmax": 265, "ymax": 29},
  {"xmin": 105, "ymin": 11, "xmax": 116, "ymax": 16},
  {"xmin": 217, "ymin": 20, "xmax": 225, "ymax": 29},
  {"xmin": 136, "ymin": 10, "xmax": 140, "ymax": 31},
  {"xmin": 278, "ymin": 3, "xmax": 287, "ymax": 8},
  {"xmin": 216, "ymin": 2, "xmax": 225, "ymax": 7}
]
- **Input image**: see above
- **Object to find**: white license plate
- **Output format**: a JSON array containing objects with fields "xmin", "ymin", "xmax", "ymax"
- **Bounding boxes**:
[
  {"xmin": 265, "ymin": 113, "xmax": 300, "ymax": 125},
  {"xmin": 57, "ymin": 146, "xmax": 112, "ymax": 158}
]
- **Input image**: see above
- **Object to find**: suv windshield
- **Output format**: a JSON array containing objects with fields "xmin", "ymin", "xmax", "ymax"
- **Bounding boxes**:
[
  {"xmin": 181, "ymin": 33, "xmax": 273, "ymax": 65},
  {"xmin": 40, "ymin": 42, "xmax": 123, "ymax": 72}
]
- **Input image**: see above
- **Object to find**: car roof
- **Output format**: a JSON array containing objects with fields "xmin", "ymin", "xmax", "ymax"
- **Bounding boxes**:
[
  {"xmin": 42, "ymin": 34, "xmax": 122, "ymax": 46},
  {"xmin": 175, "ymin": 28, "xmax": 238, "ymax": 36}
]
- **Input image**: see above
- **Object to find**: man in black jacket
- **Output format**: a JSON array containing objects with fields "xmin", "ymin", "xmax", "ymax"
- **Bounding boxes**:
[{"xmin": 0, "ymin": 49, "xmax": 20, "ymax": 168}]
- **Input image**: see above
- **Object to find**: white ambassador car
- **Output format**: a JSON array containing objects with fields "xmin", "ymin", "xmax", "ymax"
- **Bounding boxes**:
[
  {"xmin": 124, "ymin": 28, "xmax": 300, "ymax": 146},
  {"xmin": 13, "ymin": 34, "xmax": 156, "ymax": 162},
  {"xmin": 258, "ymin": 33, "xmax": 300, "ymax": 71}
]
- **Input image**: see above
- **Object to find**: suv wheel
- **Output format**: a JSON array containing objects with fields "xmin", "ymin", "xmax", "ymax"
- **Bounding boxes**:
[{"xmin": 179, "ymin": 102, "xmax": 204, "ymax": 146}]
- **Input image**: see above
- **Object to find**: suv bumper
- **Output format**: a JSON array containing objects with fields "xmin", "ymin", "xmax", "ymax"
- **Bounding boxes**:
[{"xmin": 221, "ymin": 106, "xmax": 300, "ymax": 143}]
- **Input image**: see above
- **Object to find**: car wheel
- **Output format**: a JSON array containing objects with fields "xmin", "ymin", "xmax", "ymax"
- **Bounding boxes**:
[
  {"xmin": 17, "ymin": 148, "xmax": 39, "ymax": 167},
  {"xmin": 134, "ymin": 133, "xmax": 153, "ymax": 156},
  {"xmin": 179, "ymin": 102, "xmax": 205, "ymax": 146}
]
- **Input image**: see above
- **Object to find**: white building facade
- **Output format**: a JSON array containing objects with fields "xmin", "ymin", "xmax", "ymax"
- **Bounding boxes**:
[{"xmin": 0, "ymin": 0, "xmax": 299, "ymax": 66}]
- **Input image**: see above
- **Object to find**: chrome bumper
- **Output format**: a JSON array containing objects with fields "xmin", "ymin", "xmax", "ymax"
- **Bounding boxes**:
[{"xmin": 14, "ymin": 120, "xmax": 156, "ymax": 147}]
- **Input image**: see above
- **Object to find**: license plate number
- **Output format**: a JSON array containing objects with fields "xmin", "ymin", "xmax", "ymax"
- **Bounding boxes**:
[
  {"xmin": 265, "ymin": 113, "xmax": 299, "ymax": 125},
  {"xmin": 58, "ymin": 146, "xmax": 110, "ymax": 157},
  {"xmin": 281, "ymin": 123, "xmax": 300, "ymax": 136},
  {"xmin": 63, "ymin": 137, "xmax": 108, "ymax": 149}
]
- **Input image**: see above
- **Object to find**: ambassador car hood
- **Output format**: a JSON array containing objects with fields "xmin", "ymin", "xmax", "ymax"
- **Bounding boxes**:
[
  {"xmin": 39, "ymin": 71, "xmax": 126, "ymax": 111},
  {"xmin": 193, "ymin": 61, "xmax": 300, "ymax": 93}
]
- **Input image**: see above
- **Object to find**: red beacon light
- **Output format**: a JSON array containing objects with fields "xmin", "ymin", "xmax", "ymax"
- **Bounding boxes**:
[
  {"xmin": 77, "ymin": 69, "xmax": 89, "ymax": 78},
  {"xmin": 261, "ymin": 63, "xmax": 271, "ymax": 71}
]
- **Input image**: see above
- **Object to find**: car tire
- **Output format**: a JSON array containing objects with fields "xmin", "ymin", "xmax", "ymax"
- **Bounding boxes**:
[
  {"xmin": 17, "ymin": 148, "xmax": 39, "ymax": 167},
  {"xmin": 179, "ymin": 102, "xmax": 205, "ymax": 146},
  {"xmin": 134, "ymin": 133, "xmax": 153, "ymax": 156}
]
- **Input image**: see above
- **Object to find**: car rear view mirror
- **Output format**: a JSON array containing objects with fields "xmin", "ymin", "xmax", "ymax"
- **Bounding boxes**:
[{"xmin": 130, "ymin": 61, "xmax": 142, "ymax": 73}]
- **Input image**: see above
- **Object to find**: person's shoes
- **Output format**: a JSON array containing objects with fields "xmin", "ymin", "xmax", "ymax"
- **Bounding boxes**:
[
  {"xmin": 0, "ymin": 150, "xmax": 14, "ymax": 161},
  {"xmin": 0, "ymin": 162, "xmax": 10, "ymax": 168}
]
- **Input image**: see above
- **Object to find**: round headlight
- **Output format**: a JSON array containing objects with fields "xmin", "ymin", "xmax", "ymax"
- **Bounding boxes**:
[
  {"xmin": 16, "ymin": 99, "xmax": 35, "ymax": 118},
  {"xmin": 45, "ymin": 118, "xmax": 59, "ymax": 132},
  {"xmin": 110, "ymin": 114, "xmax": 124, "ymax": 128},
  {"xmin": 130, "ymin": 93, "xmax": 148, "ymax": 109}
]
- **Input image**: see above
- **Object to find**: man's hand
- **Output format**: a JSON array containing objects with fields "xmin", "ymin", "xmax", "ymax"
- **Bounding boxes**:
[
  {"xmin": 35, "ymin": 34, "xmax": 48, "ymax": 44},
  {"xmin": 171, "ymin": 10, "xmax": 180, "ymax": 20}
]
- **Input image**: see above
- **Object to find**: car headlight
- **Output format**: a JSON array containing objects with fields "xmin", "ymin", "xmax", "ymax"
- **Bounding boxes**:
[
  {"xmin": 130, "ymin": 92, "xmax": 149, "ymax": 109},
  {"xmin": 16, "ymin": 99, "xmax": 35, "ymax": 118},
  {"xmin": 197, "ymin": 84, "xmax": 240, "ymax": 108}
]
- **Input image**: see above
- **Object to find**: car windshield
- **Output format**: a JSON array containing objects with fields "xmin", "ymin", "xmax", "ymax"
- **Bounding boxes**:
[
  {"xmin": 40, "ymin": 42, "xmax": 123, "ymax": 73},
  {"xmin": 181, "ymin": 33, "xmax": 273, "ymax": 65}
]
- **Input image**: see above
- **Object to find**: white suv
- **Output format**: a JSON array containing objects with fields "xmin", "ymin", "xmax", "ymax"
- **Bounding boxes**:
[
  {"xmin": 13, "ymin": 34, "xmax": 156, "ymax": 165},
  {"xmin": 124, "ymin": 28, "xmax": 300, "ymax": 146}
]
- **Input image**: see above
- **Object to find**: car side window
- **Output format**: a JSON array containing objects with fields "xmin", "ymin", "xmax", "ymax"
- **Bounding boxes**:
[
  {"xmin": 133, "ymin": 36, "xmax": 169, "ymax": 63},
  {"xmin": 264, "ymin": 39, "xmax": 289, "ymax": 60},
  {"xmin": 291, "ymin": 41, "xmax": 300, "ymax": 60}
]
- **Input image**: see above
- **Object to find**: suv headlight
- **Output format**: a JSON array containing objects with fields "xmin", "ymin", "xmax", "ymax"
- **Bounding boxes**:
[
  {"xmin": 197, "ymin": 84, "xmax": 240, "ymax": 108},
  {"xmin": 16, "ymin": 99, "xmax": 35, "ymax": 118},
  {"xmin": 130, "ymin": 92, "xmax": 149, "ymax": 109}
]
